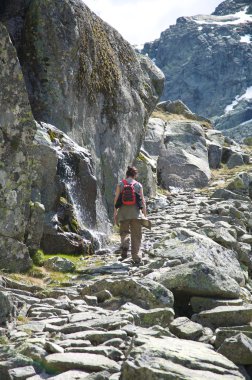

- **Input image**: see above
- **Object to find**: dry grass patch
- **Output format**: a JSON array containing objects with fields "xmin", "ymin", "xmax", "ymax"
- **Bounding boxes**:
[
  {"xmin": 152, "ymin": 110, "xmax": 189, "ymax": 122},
  {"xmin": 1, "ymin": 271, "xmax": 45, "ymax": 288},
  {"xmin": 157, "ymin": 186, "xmax": 172, "ymax": 197},
  {"xmin": 211, "ymin": 164, "xmax": 252, "ymax": 180},
  {"xmin": 198, "ymin": 163, "xmax": 252, "ymax": 196},
  {"xmin": 151, "ymin": 110, "xmax": 212, "ymax": 130}
]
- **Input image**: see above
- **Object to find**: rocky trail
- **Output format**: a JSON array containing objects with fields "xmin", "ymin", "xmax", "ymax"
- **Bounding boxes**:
[{"xmin": 1, "ymin": 168, "xmax": 252, "ymax": 380}]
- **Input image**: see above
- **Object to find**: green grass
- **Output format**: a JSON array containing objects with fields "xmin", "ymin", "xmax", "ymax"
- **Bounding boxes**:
[
  {"xmin": 211, "ymin": 163, "xmax": 252, "ymax": 179},
  {"xmin": 0, "ymin": 336, "xmax": 9, "ymax": 345},
  {"xmin": 17, "ymin": 315, "xmax": 30, "ymax": 325}
]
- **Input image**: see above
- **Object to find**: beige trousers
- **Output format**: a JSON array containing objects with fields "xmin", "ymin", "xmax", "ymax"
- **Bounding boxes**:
[{"xmin": 119, "ymin": 219, "xmax": 142, "ymax": 259}]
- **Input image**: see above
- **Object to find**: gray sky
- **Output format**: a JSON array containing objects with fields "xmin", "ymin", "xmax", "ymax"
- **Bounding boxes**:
[{"xmin": 83, "ymin": 0, "xmax": 222, "ymax": 45}]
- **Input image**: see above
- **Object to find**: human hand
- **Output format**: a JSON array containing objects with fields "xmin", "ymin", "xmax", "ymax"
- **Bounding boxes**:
[
  {"xmin": 113, "ymin": 209, "xmax": 118, "ymax": 225},
  {"xmin": 143, "ymin": 206, "xmax": 147, "ymax": 217}
]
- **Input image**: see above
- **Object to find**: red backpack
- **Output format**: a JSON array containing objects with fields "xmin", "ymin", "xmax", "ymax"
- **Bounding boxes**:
[{"xmin": 121, "ymin": 179, "xmax": 136, "ymax": 206}]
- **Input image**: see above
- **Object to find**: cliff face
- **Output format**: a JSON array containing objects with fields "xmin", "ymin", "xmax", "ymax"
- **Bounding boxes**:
[
  {"xmin": 142, "ymin": 0, "xmax": 252, "ymax": 140},
  {"xmin": 1, "ymin": 0, "xmax": 164, "ymax": 219},
  {"xmin": 0, "ymin": 23, "xmax": 35, "ymax": 271},
  {"xmin": 0, "ymin": 0, "xmax": 164, "ymax": 271}
]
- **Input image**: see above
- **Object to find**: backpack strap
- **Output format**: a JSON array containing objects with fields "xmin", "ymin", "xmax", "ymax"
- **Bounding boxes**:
[
  {"xmin": 122, "ymin": 179, "xmax": 136, "ymax": 185},
  {"xmin": 121, "ymin": 179, "xmax": 136, "ymax": 193}
]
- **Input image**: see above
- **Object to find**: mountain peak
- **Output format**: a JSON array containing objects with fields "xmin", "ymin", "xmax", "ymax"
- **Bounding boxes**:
[{"xmin": 212, "ymin": 0, "xmax": 252, "ymax": 16}]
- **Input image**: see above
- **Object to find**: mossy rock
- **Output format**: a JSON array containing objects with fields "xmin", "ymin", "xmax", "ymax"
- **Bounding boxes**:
[
  {"xmin": 47, "ymin": 129, "xmax": 57, "ymax": 142},
  {"xmin": 69, "ymin": 217, "xmax": 80, "ymax": 233},
  {"xmin": 44, "ymin": 256, "xmax": 76, "ymax": 272},
  {"xmin": 59, "ymin": 197, "xmax": 70, "ymax": 205}
]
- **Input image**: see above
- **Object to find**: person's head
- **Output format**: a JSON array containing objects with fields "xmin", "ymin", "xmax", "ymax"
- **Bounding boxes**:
[{"xmin": 126, "ymin": 166, "xmax": 138, "ymax": 178}]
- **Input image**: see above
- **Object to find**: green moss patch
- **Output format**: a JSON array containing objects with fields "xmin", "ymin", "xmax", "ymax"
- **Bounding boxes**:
[{"xmin": 76, "ymin": 9, "xmax": 136, "ymax": 104}]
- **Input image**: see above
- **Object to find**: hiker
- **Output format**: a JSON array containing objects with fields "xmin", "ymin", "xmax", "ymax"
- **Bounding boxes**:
[{"xmin": 113, "ymin": 166, "xmax": 147, "ymax": 264}]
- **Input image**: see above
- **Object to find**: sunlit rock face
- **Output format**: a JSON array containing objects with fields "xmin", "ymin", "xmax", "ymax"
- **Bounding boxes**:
[
  {"xmin": 0, "ymin": 0, "xmax": 164, "ymax": 269},
  {"xmin": 142, "ymin": 0, "xmax": 252, "ymax": 140},
  {"xmin": 0, "ymin": 22, "xmax": 98, "ymax": 269},
  {"xmin": 1, "ymin": 0, "xmax": 164, "ymax": 219},
  {"xmin": 0, "ymin": 23, "xmax": 35, "ymax": 272}
]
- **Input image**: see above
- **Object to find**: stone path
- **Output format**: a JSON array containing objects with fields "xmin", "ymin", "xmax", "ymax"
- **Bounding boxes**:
[{"xmin": 1, "ymin": 182, "xmax": 252, "ymax": 379}]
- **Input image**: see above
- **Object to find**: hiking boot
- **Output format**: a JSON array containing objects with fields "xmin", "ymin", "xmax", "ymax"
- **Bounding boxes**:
[
  {"xmin": 119, "ymin": 248, "xmax": 128, "ymax": 261},
  {"xmin": 131, "ymin": 259, "xmax": 143, "ymax": 267},
  {"xmin": 132, "ymin": 255, "xmax": 141, "ymax": 264}
]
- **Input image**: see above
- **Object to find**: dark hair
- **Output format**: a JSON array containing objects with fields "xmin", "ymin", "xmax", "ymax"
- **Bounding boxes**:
[{"xmin": 126, "ymin": 166, "xmax": 138, "ymax": 178}]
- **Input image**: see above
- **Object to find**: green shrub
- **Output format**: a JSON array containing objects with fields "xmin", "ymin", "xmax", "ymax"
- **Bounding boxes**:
[{"xmin": 32, "ymin": 249, "xmax": 45, "ymax": 266}]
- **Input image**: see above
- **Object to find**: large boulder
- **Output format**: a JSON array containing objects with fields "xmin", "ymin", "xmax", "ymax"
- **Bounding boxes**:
[
  {"xmin": 134, "ymin": 151, "xmax": 157, "ymax": 197},
  {"xmin": 143, "ymin": 117, "xmax": 166, "ymax": 157},
  {"xmin": 0, "ymin": 22, "xmax": 101, "ymax": 267},
  {"xmin": 1, "ymin": 0, "xmax": 164, "ymax": 218},
  {"xmin": 41, "ymin": 231, "xmax": 93, "ymax": 256},
  {"xmin": 0, "ymin": 23, "xmax": 35, "ymax": 271},
  {"xmin": 149, "ymin": 228, "xmax": 244, "ymax": 285},
  {"xmin": 221, "ymin": 145, "xmax": 249, "ymax": 167},
  {"xmin": 205, "ymin": 130, "xmax": 225, "ymax": 146},
  {"xmin": 207, "ymin": 141, "xmax": 222, "ymax": 169},
  {"xmin": 215, "ymin": 326, "xmax": 252, "ymax": 349},
  {"xmin": 81, "ymin": 278, "xmax": 174, "ymax": 310},
  {"xmin": 155, "ymin": 261, "xmax": 240, "ymax": 299},
  {"xmin": 157, "ymin": 122, "xmax": 211, "ymax": 189},
  {"xmin": 193, "ymin": 305, "xmax": 252, "ymax": 328},
  {"xmin": 33, "ymin": 122, "xmax": 98, "ymax": 254},
  {"xmin": 121, "ymin": 336, "xmax": 245, "ymax": 379},
  {"xmin": 211, "ymin": 188, "xmax": 251, "ymax": 202},
  {"xmin": 190, "ymin": 297, "xmax": 243, "ymax": 314},
  {"xmin": 120, "ymin": 302, "xmax": 174, "ymax": 328},
  {"xmin": 227, "ymin": 172, "xmax": 252, "ymax": 196},
  {"xmin": 169, "ymin": 317, "xmax": 203, "ymax": 341},
  {"xmin": 43, "ymin": 353, "xmax": 120, "ymax": 374},
  {"xmin": 44, "ymin": 257, "xmax": 76, "ymax": 272},
  {"xmin": 217, "ymin": 333, "xmax": 252, "ymax": 365}
]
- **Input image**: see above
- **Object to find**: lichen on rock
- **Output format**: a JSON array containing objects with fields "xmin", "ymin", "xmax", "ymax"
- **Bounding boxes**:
[{"xmin": 0, "ymin": 22, "xmax": 36, "ymax": 272}]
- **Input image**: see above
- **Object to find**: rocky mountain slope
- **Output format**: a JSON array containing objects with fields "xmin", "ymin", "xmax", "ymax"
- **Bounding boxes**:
[
  {"xmin": 140, "ymin": 100, "xmax": 249, "ymax": 190},
  {"xmin": 142, "ymin": 0, "xmax": 252, "ymax": 142}
]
